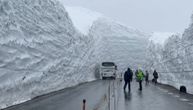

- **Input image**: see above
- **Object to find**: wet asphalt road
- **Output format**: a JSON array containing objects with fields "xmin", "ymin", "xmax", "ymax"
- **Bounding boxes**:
[
  {"xmin": 4, "ymin": 80, "xmax": 110, "ymax": 110},
  {"xmin": 3, "ymin": 80, "xmax": 193, "ymax": 110},
  {"xmin": 117, "ymin": 81, "xmax": 193, "ymax": 110}
]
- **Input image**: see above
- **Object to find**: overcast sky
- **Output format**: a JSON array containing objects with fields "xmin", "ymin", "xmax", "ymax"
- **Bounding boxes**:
[{"xmin": 59, "ymin": 0, "xmax": 193, "ymax": 33}]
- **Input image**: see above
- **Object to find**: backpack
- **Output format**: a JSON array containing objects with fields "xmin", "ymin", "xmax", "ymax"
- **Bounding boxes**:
[
  {"xmin": 124, "ymin": 71, "xmax": 131, "ymax": 81},
  {"xmin": 153, "ymin": 72, "xmax": 158, "ymax": 78}
]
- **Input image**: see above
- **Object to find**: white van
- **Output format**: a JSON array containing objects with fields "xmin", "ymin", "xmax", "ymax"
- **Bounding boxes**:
[{"xmin": 100, "ymin": 62, "xmax": 117, "ymax": 79}]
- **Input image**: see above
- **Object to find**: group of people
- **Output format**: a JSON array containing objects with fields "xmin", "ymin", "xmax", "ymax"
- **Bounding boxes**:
[{"xmin": 123, "ymin": 68, "xmax": 158, "ymax": 92}]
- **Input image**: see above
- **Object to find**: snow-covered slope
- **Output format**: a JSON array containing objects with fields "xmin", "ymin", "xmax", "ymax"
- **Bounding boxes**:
[
  {"xmin": 0, "ymin": 0, "xmax": 96, "ymax": 108},
  {"xmin": 147, "ymin": 16, "xmax": 193, "ymax": 94}
]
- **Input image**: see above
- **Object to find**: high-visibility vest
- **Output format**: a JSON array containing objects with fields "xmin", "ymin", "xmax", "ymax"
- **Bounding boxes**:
[{"xmin": 137, "ymin": 71, "xmax": 144, "ymax": 81}]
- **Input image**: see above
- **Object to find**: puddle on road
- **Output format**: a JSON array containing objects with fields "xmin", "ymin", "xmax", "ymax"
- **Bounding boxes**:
[
  {"xmin": 173, "ymin": 95, "xmax": 180, "ymax": 98},
  {"xmin": 180, "ymin": 98, "xmax": 189, "ymax": 102},
  {"xmin": 157, "ymin": 87, "xmax": 168, "ymax": 93},
  {"xmin": 168, "ymin": 92, "xmax": 173, "ymax": 95},
  {"xmin": 188, "ymin": 103, "xmax": 193, "ymax": 106}
]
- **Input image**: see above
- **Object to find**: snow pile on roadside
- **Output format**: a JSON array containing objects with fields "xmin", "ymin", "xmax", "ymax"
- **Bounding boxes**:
[
  {"xmin": 147, "ymin": 16, "xmax": 193, "ymax": 94},
  {"xmin": 0, "ymin": 0, "xmax": 96, "ymax": 108}
]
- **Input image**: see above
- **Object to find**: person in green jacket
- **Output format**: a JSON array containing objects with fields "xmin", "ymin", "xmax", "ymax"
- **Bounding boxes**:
[{"xmin": 137, "ymin": 69, "xmax": 144, "ymax": 91}]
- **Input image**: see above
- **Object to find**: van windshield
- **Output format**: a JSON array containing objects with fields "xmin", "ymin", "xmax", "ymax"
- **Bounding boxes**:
[{"xmin": 102, "ymin": 62, "xmax": 115, "ymax": 67}]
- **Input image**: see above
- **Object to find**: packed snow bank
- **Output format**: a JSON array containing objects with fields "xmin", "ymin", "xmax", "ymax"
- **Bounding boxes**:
[
  {"xmin": 0, "ymin": 0, "xmax": 96, "ymax": 108},
  {"xmin": 147, "ymin": 15, "xmax": 193, "ymax": 94}
]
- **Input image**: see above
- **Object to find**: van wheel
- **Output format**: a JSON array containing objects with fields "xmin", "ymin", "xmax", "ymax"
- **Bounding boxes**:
[{"xmin": 102, "ymin": 77, "xmax": 106, "ymax": 80}]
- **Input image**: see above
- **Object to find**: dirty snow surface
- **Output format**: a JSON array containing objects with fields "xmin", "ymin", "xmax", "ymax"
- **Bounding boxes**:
[{"xmin": 0, "ymin": 0, "xmax": 149, "ymax": 108}]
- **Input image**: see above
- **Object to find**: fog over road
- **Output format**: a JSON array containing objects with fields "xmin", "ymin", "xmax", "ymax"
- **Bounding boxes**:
[{"xmin": 4, "ymin": 80, "xmax": 193, "ymax": 110}]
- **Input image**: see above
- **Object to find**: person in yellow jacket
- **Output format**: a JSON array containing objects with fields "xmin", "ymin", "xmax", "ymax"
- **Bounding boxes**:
[{"xmin": 137, "ymin": 69, "xmax": 144, "ymax": 91}]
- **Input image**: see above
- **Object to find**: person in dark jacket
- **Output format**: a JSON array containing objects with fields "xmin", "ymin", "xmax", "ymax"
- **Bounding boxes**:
[
  {"xmin": 145, "ymin": 70, "xmax": 149, "ymax": 85},
  {"xmin": 153, "ymin": 70, "xmax": 158, "ymax": 85},
  {"xmin": 124, "ymin": 68, "xmax": 133, "ymax": 92}
]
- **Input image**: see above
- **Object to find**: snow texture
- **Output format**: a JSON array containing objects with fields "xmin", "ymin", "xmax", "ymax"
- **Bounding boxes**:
[
  {"xmin": 0, "ymin": 0, "xmax": 149, "ymax": 108},
  {"xmin": 149, "ymin": 32, "xmax": 175, "ymax": 45},
  {"xmin": 0, "ymin": 0, "xmax": 96, "ymax": 108},
  {"xmin": 66, "ymin": 6, "xmax": 150, "ymax": 75},
  {"xmin": 65, "ymin": 6, "xmax": 103, "ymax": 35},
  {"xmin": 147, "ymin": 16, "xmax": 193, "ymax": 94},
  {"xmin": 88, "ymin": 18, "xmax": 149, "ymax": 71}
]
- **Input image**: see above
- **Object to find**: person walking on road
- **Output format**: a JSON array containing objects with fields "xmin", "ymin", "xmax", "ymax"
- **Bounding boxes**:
[
  {"xmin": 145, "ymin": 70, "xmax": 149, "ymax": 85},
  {"xmin": 137, "ymin": 69, "xmax": 144, "ymax": 91},
  {"xmin": 135, "ymin": 70, "xmax": 138, "ymax": 82},
  {"xmin": 124, "ymin": 68, "xmax": 133, "ymax": 92},
  {"xmin": 153, "ymin": 70, "xmax": 158, "ymax": 85}
]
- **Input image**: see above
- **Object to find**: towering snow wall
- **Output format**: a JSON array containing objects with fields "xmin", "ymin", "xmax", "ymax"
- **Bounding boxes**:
[
  {"xmin": 0, "ymin": 0, "xmax": 96, "ymax": 108},
  {"xmin": 147, "ymin": 15, "xmax": 193, "ymax": 94},
  {"xmin": 0, "ymin": 2, "xmax": 150, "ymax": 108},
  {"xmin": 88, "ymin": 18, "xmax": 149, "ymax": 71},
  {"xmin": 66, "ymin": 6, "xmax": 150, "ymax": 73}
]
